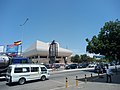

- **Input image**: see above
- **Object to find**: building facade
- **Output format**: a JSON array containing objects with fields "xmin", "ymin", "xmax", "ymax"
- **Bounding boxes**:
[{"xmin": 23, "ymin": 40, "xmax": 72, "ymax": 64}]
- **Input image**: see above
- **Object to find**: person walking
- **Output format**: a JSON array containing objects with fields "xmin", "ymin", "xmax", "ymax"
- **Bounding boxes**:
[{"xmin": 106, "ymin": 64, "xmax": 112, "ymax": 83}]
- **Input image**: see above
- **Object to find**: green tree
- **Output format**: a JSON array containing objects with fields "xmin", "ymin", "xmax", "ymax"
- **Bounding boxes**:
[
  {"xmin": 80, "ymin": 54, "xmax": 93, "ymax": 62},
  {"xmin": 80, "ymin": 54, "xmax": 88, "ymax": 62},
  {"xmin": 71, "ymin": 54, "xmax": 94, "ymax": 63},
  {"xmin": 71, "ymin": 54, "xmax": 81, "ymax": 63},
  {"xmin": 86, "ymin": 19, "xmax": 120, "ymax": 63}
]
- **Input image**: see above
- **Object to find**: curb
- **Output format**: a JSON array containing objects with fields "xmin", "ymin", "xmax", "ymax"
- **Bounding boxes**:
[{"xmin": 49, "ymin": 68, "xmax": 94, "ymax": 74}]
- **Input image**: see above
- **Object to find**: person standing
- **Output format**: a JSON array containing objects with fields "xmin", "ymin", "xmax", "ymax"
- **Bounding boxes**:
[{"xmin": 106, "ymin": 64, "xmax": 112, "ymax": 83}]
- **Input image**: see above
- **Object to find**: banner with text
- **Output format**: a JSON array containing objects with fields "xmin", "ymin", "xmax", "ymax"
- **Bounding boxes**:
[{"xmin": 6, "ymin": 44, "xmax": 19, "ymax": 53}]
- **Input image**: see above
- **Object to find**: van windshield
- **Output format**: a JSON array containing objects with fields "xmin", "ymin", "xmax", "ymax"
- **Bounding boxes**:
[{"xmin": 7, "ymin": 67, "xmax": 12, "ymax": 73}]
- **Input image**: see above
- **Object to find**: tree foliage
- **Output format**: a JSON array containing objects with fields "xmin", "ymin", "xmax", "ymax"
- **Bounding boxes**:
[
  {"xmin": 80, "ymin": 54, "xmax": 93, "ymax": 62},
  {"xmin": 86, "ymin": 19, "xmax": 120, "ymax": 62},
  {"xmin": 71, "ymin": 54, "xmax": 80, "ymax": 63},
  {"xmin": 71, "ymin": 54, "xmax": 93, "ymax": 63}
]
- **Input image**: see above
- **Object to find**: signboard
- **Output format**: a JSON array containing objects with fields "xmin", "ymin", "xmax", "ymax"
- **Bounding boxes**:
[
  {"xmin": 0, "ymin": 45, "xmax": 4, "ymax": 53},
  {"xmin": 12, "ymin": 57, "xmax": 29, "ymax": 64},
  {"xmin": 6, "ymin": 44, "xmax": 19, "ymax": 53}
]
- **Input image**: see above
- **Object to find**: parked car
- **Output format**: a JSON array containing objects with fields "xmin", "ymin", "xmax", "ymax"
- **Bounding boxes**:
[
  {"xmin": 65, "ymin": 64, "xmax": 71, "ymax": 69},
  {"xmin": 109, "ymin": 62, "xmax": 115, "ymax": 66},
  {"xmin": 78, "ymin": 63, "xmax": 88, "ymax": 68},
  {"xmin": 94, "ymin": 64, "xmax": 106, "ymax": 73},
  {"xmin": 44, "ymin": 64, "xmax": 51, "ymax": 69},
  {"xmin": 88, "ymin": 64, "xmax": 97, "ymax": 68},
  {"xmin": 70, "ymin": 64, "xmax": 78, "ymax": 69},
  {"xmin": 65, "ymin": 64, "xmax": 78, "ymax": 69},
  {"xmin": 54, "ymin": 64, "xmax": 61, "ymax": 69}
]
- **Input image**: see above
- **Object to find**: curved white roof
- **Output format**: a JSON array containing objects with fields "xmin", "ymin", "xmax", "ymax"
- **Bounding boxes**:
[{"xmin": 23, "ymin": 40, "xmax": 72, "ymax": 57}]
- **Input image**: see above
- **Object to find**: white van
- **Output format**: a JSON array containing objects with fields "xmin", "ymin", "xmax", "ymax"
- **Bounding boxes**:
[{"xmin": 6, "ymin": 64, "xmax": 50, "ymax": 85}]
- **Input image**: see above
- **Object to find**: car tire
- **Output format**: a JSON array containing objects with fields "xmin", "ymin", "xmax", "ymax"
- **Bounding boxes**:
[
  {"xmin": 19, "ymin": 78, "xmax": 26, "ymax": 85},
  {"xmin": 41, "ymin": 76, "xmax": 46, "ymax": 81}
]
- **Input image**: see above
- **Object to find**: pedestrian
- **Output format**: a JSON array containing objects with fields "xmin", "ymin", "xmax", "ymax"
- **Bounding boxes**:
[{"xmin": 106, "ymin": 64, "xmax": 112, "ymax": 83}]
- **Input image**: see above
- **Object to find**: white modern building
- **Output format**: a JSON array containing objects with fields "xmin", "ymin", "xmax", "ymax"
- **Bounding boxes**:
[{"xmin": 23, "ymin": 40, "xmax": 72, "ymax": 64}]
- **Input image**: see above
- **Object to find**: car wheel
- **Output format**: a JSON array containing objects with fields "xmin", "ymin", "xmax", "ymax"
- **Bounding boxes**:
[
  {"xmin": 19, "ymin": 78, "xmax": 26, "ymax": 85},
  {"xmin": 41, "ymin": 76, "xmax": 46, "ymax": 81}
]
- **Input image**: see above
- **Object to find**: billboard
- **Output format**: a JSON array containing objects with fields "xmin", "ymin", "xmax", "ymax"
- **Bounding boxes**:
[{"xmin": 6, "ymin": 44, "xmax": 19, "ymax": 53}]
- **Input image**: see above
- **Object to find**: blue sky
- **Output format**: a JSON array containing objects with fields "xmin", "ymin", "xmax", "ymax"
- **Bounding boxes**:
[{"xmin": 0, "ymin": 0, "xmax": 120, "ymax": 55}]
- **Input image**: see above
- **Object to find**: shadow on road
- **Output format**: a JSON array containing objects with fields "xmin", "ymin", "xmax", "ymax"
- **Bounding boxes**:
[
  {"xmin": 82, "ymin": 69, "xmax": 95, "ymax": 73},
  {"xmin": 78, "ymin": 70, "xmax": 120, "ymax": 84},
  {"xmin": 6, "ymin": 79, "xmax": 49, "ymax": 86}
]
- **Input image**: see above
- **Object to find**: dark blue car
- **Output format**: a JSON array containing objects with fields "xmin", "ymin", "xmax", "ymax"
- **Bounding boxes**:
[{"xmin": 65, "ymin": 64, "xmax": 77, "ymax": 69}]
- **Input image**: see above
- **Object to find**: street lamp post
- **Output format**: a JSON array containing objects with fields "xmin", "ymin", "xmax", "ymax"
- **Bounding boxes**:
[{"xmin": 19, "ymin": 18, "xmax": 29, "ymax": 56}]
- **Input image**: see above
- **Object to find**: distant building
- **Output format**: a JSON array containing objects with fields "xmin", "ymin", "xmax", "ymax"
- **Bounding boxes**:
[
  {"xmin": 87, "ymin": 53, "xmax": 105, "ymax": 60},
  {"xmin": 23, "ymin": 40, "xmax": 72, "ymax": 64},
  {"xmin": 93, "ymin": 55, "xmax": 105, "ymax": 60}
]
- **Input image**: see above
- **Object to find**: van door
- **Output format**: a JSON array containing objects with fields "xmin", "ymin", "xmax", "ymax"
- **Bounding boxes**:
[
  {"xmin": 13, "ymin": 67, "xmax": 30, "ymax": 82},
  {"xmin": 30, "ymin": 67, "xmax": 40, "ymax": 80},
  {"xmin": 40, "ymin": 67, "xmax": 48, "ymax": 77}
]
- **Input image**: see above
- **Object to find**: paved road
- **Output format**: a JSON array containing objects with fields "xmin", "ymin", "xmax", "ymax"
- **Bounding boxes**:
[
  {"xmin": 0, "ymin": 69, "xmax": 92, "ymax": 90},
  {"xmin": 0, "ymin": 65, "xmax": 120, "ymax": 90}
]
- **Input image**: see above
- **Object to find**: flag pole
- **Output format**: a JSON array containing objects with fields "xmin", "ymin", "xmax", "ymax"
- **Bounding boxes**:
[{"xmin": 20, "ymin": 41, "xmax": 22, "ymax": 56}]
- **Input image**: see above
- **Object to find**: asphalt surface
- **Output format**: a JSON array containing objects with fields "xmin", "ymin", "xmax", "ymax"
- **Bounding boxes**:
[
  {"xmin": 54, "ymin": 66, "xmax": 120, "ymax": 90},
  {"xmin": 0, "ymin": 65, "xmax": 120, "ymax": 90}
]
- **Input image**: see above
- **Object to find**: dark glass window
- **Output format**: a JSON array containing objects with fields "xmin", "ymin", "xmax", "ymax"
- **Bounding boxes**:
[
  {"xmin": 41, "ymin": 67, "xmax": 47, "ymax": 71},
  {"xmin": 32, "ymin": 56, "xmax": 34, "ymax": 59},
  {"xmin": 56, "ymin": 56, "xmax": 61, "ymax": 58},
  {"xmin": 14, "ymin": 68, "xmax": 22, "ymax": 73},
  {"xmin": 35, "ymin": 56, "xmax": 38, "ymax": 59},
  {"xmin": 23, "ymin": 67, "xmax": 30, "ymax": 72},
  {"xmin": 31, "ymin": 67, "xmax": 39, "ymax": 72},
  {"xmin": 40, "ymin": 56, "xmax": 47, "ymax": 58},
  {"xmin": 14, "ymin": 67, "xmax": 30, "ymax": 73}
]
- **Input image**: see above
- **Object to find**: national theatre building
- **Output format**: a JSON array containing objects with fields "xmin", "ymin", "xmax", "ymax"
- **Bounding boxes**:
[{"xmin": 23, "ymin": 40, "xmax": 72, "ymax": 64}]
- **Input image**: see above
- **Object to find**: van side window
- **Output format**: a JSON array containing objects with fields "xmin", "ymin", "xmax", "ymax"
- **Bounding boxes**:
[
  {"xmin": 41, "ymin": 67, "xmax": 47, "ymax": 71},
  {"xmin": 14, "ymin": 68, "xmax": 22, "ymax": 73},
  {"xmin": 31, "ymin": 67, "xmax": 39, "ymax": 72},
  {"xmin": 14, "ymin": 67, "xmax": 30, "ymax": 73},
  {"xmin": 23, "ymin": 67, "xmax": 30, "ymax": 72}
]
